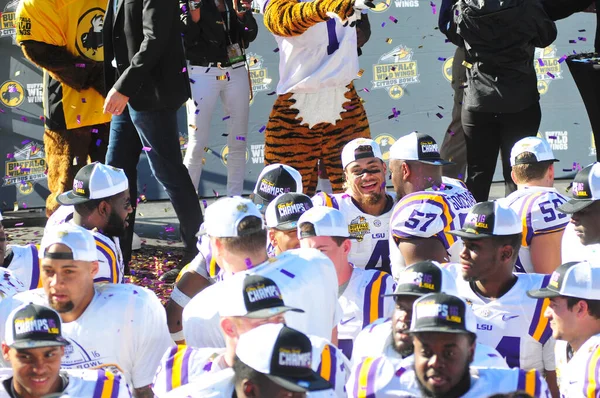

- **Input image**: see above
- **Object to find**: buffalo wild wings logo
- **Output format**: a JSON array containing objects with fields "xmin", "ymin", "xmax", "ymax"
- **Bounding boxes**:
[
  {"xmin": 1, "ymin": 0, "xmax": 18, "ymax": 40},
  {"xmin": 3, "ymin": 141, "xmax": 47, "ymax": 195},
  {"xmin": 0, "ymin": 80, "xmax": 24, "ymax": 107},
  {"xmin": 442, "ymin": 57, "xmax": 453, "ymax": 82},
  {"xmin": 534, "ymin": 45, "xmax": 562, "ymax": 95},
  {"xmin": 75, "ymin": 8, "xmax": 105, "ymax": 61},
  {"xmin": 374, "ymin": 134, "xmax": 396, "ymax": 161},
  {"xmin": 372, "ymin": 45, "xmax": 419, "ymax": 100},
  {"xmin": 220, "ymin": 145, "xmax": 249, "ymax": 166}
]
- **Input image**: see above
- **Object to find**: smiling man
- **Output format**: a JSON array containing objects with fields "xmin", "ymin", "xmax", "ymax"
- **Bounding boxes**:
[
  {"xmin": 312, "ymin": 138, "xmax": 395, "ymax": 274},
  {"xmin": 1, "ymin": 303, "xmax": 132, "ymax": 397},
  {"xmin": 527, "ymin": 261, "xmax": 600, "ymax": 397},
  {"xmin": 0, "ymin": 223, "xmax": 171, "ymax": 398}
]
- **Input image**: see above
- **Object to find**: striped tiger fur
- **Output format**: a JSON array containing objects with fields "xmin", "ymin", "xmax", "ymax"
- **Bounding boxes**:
[{"xmin": 264, "ymin": 82, "xmax": 370, "ymax": 196}]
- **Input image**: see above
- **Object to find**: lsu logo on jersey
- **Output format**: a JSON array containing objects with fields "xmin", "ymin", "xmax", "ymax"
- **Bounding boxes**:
[
  {"xmin": 220, "ymin": 145, "xmax": 249, "ymax": 166},
  {"xmin": 349, "ymin": 216, "xmax": 370, "ymax": 242},
  {"xmin": 3, "ymin": 141, "xmax": 47, "ymax": 195},
  {"xmin": 534, "ymin": 45, "xmax": 562, "ymax": 95},
  {"xmin": 442, "ymin": 57, "xmax": 453, "ymax": 82},
  {"xmin": 372, "ymin": 45, "xmax": 419, "ymax": 100},
  {"xmin": 374, "ymin": 134, "xmax": 396, "ymax": 161},
  {"xmin": 0, "ymin": 80, "xmax": 24, "ymax": 107},
  {"xmin": 247, "ymin": 53, "xmax": 271, "ymax": 106},
  {"xmin": 75, "ymin": 8, "xmax": 105, "ymax": 62}
]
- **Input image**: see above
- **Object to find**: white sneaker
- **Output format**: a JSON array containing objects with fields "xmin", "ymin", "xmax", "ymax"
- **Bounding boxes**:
[{"xmin": 132, "ymin": 232, "xmax": 142, "ymax": 251}]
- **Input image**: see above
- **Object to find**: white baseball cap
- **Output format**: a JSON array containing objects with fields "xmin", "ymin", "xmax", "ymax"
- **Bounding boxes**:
[
  {"xmin": 252, "ymin": 164, "xmax": 303, "ymax": 213},
  {"xmin": 450, "ymin": 201, "xmax": 521, "ymax": 239},
  {"xmin": 558, "ymin": 162, "xmax": 600, "ymax": 214},
  {"xmin": 236, "ymin": 324, "xmax": 331, "ymax": 392},
  {"xmin": 265, "ymin": 193, "xmax": 313, "ymax": 231},
  {"xmin": 389, "ymin": 132, "xmax": 453, "ymax": 166},
  {"xmin": 40, "ymin": 223, "xmax": 98, "ymax": 262},
  {"xmin": 510, "ymin": 137, "xmax": 559, "ymax": 167},
  {"xmin": 57, "ymin": 162, "xmax": 128, "ymax": 205},
  {"xmin": 341, "ymin": 138, "xmax": 383, "ymax": 169},
  {"xmin": 527, "ymin": 261, "xmax": 600, "ymax": 300},
  {"xmin": 297, "ymin": 206, "xmax": 350, "ymax": 239},
  {"xmin": 218, "ymin": 273, "xmax": 304, "ymax": 318},
  {"xmin": 199, "ymin": 196, "xmax": 264, "ymax": 238}
]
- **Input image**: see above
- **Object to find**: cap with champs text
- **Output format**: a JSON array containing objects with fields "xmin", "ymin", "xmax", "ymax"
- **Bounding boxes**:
[
  {"xmin": 385, "ymin": 260, "xmax": 458, "ymax": 297},
  {"xmin": 39, "ymin": 223, "xmax": 97, "ymax": 262},
  {"xmin": 527, "ymin": 261, "xmax": 600, "ymax": 300},
  {"xmin": 265, "ymin": 193, "xmax": 314, "ymax": 231},
  {"xmin": 236, "ymin": 324, "xmax": 332, "ymax": 392},
  {"xmin": 57, "ymin": 162, "xmax": 128, "ymax": 206},
  {"xmin": 198, "ymin": 197, "xmax": 264, "ymax": 238},
  {"xmin": 510, "ymin": 136, "xmax": 559, "ymax": 167},
  {"xmin": 557, "ymin": 162, "xmax": 600, "ymax": 214},
  {"xmin": 4, "ymin": 303, "xmax": 70, "ymax": 349},
  {"xmin": 449, "ymin": 201, "xmax": 521, "ymax": 240},
  {"xmin": 297, "ymin": 206, "xmax": 350, "ymax": 239},
  {"xmin": 389, "ymin": 132, "xmax": 453, "ymax": 166},
  {"xmin": 253, "ymin": 164, "xmax": 303, "ymax": 213},
  {"xmin": 341, "ymin": 138, "xmax": 383, "ymax": 169},
  {"xmin": 410, "ymin": 293, "xmax": 477, "ymax": 335},
  {"xmin": 219, "ymin": 274, "xmax": 305, "ymax": 318}
]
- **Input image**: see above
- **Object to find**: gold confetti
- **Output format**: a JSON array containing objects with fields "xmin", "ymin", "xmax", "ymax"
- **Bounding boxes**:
[
  {"xmin": 189, "ymin": 124, "xmax": 197, "ymax": 130},
  {"xmin": 72, "ymin": 157, "xmax": 78, "ymax": 166},
  {"xmin": 138, "ymin": 212, "xmax": 144, "ymax": 217},
  {"xmin": 357, "ymin": 69, "xmax": 364, "ymax": 77},
  {"xmin": 386, "ymin": 38, "xmax": 393, "ymax": 44},
  {"xmin": 216, "ymin": 75, "xmax": 227, "ymax": 80},
  {"xmin": 462, "ymin": 60, "xmax": 473, "ymax": 69},
  {"xmin": 202, "ymin": 158, "xmax": 206, "ymax": 165},
  {"xmin": 13, "ymin": 201, "xmax": 18, "ymax": 211}
]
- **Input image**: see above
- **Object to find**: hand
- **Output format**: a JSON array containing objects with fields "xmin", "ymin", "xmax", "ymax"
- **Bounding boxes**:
[
  {"xmin": 233, "ymin": 0, "xmax": 252, "ymax": 17},
  {"xmin": 103, "ymin": 88, "xmax": 130, "ymax": 115}
]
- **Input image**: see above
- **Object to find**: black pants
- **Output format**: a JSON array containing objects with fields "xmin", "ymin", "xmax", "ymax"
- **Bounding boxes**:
[{"xmin": 462, "ymin": 102, "xmax": 541, "ymax": 202}]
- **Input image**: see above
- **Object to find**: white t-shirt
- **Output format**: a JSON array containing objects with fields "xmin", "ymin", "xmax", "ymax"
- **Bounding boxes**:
[
  {"xmin": 154, "ymin": 335, "xmax": 349, "ymax": 398},
  {"xmin": 554, "ymin": 334, "xmax": 600, "ymax": 398},
  {"xmin": 45, "ymin": 205, "xmax": 124, "ymax": 283},
  {"xmin": 0, "ymin": 270, "xmax": 26, "ymax": 303},
  {"xmin": 346, "ymin": 359, "xmax": 550, "ymax": 397},
  {"xmin": 500, "ymin": 186, "xmax": 570, "ymax": 273},
  {"xmin": 312, "ymin": 192, "xmax": 395, "ymax": 274},
  {"xmin": 5, "ymin": 244, "xmax": 40, "ymax": 290},
  {"xmin": 183, "ymin": 249, "xmax": 341, "ymax": 348},
  {"xmin": 338, "ymin": 267, "xmax": 395, "ymax": 359},
  {"xmin": 446, "ymin": 264, "xmax": 556, "ymax": 373},
  {"xmin": 389, "ymin": 178, "xmax": 476, "ymax": 279},
  {"xmin": 351, "ymin": 318, "xmax": 508, "ymax": 369},
  {"xmin": 0, "ymin": 283, "xmax": 172, "ymax": 389},
  {"xmin": 0, "ymin": 368, "xmax": 133, "ymax": 397},
  {"xmin": 561, "ymin": 222, "xmax": 600, "ymax": 265}
]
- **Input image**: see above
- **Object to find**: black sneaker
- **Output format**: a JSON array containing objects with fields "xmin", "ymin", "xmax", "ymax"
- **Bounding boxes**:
[{"xmin": 158, "ymin": 251, "xmax": 198, "ymax": 284}]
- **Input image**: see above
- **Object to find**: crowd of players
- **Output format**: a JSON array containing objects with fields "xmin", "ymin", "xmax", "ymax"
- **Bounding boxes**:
[{"xmin": 0, "ymin": 133, "xmax": 600, "ymax": 397}]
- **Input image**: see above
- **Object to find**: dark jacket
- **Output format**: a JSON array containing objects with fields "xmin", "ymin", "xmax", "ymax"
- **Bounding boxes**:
[
  {"xmin": 541, "ymin": 0, "xmax": 598, "ymax": 52},
  {"xmin": 103, "ymin": 0, "xmax": 191, "ymax": 111},
  {"xmin": 446, "ymin": 0, "xmax": 557, "ymax": 113},
  {"xmin": 179, "ymin": 0, "xmax": 258, "ymax": 64}
]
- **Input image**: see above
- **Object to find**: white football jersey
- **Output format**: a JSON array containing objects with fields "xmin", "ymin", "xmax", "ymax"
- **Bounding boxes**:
[
  {"xmin": 338, "ymin": 267, "xmax": 395, "ymax": 359},
  {"xmin": 5, "ymin": 244, "xmax": 40, "ymax": 290},
  {"xmin": 446, "ymin": 264, "xmax": 555, "ymax": 373},
  {"xmin": 351, "ymin": 318, "xmax": 508, "ymax": 369},
  {"xmin": 45, "ymin": 205, "xmax": 124, "ymax": 283},
  {"xmin": 0, "ymin": 270, "xmax": 25, "ymax": 303},
  {"xmin": 389, "ymin": 178, "xmax": 476, "ymax": 278},
  {"xmin": 183, "ymin": 249, "xmax": 341, "ymax": 348},
  {"xmin": 0, "ymin": 368, "xmax": 133, "ymax": 398},
  {"xmin": 254, "ymin": 0, "xmax": 358, "ymax": 95},
  {"xmin": 555, "ymin": 335, "xmax": 600, "ymax": 398},
  {"xmin": 500, "ymin": 186, "xmax": 570, "ymax": 273},
  {"xmin": 561, "ymin": 222, "xmax": 600, "ymax": 265},
  {"xmin": 346, "ymin": 358, "xmax": 550, "ymax": 398},
  {"xmin": 312, "ymin": 192, "xmax": 395, "ymax": 273},
  {"xmin": 0, "ymin": 283, "xmax": 172, "ymax": 389},
  {"xmin": 154, "ymin": 336, "xmax": 349, "ymax": 398}
]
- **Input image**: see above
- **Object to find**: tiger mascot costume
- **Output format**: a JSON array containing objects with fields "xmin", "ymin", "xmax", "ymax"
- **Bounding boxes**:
[{"xmin": 257, "ymin": 0, "xmax": 373, "ymax": 195}]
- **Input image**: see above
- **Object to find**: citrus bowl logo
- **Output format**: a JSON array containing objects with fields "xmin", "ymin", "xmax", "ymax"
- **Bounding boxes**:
[
  {"xmin": 534, "ymin": 45, "xmax": 562, "ymax": 95},
  {"xmin": 220, "ymin": 145, "xmax": 249, "ymax": 166},
  {"xmin": 372, "ymin": 46, "xmax": 419, "ymax": 100},
  {"xmin": 370, "ymin": 0, "xmax": 391, "ymax": 12},
  {"xmin": 0, "ymin": 80, "xmax": 24, "ymax": 107},
  {"xmin": 75, "ymin": 8, "xmax": 105, "ymax": 62},
  {"xmin": 374, "ymin": 134, "xmax": 396, "ymax": 161},
  {"xmin": 442, "ymin": 57, "xmax": 453, "ymax": 82}
]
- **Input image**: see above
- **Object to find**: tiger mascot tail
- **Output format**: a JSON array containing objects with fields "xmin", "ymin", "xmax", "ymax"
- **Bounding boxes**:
[{"xmin": 259, "ymin": 0, "xmax": 372, "ymax": 196}]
